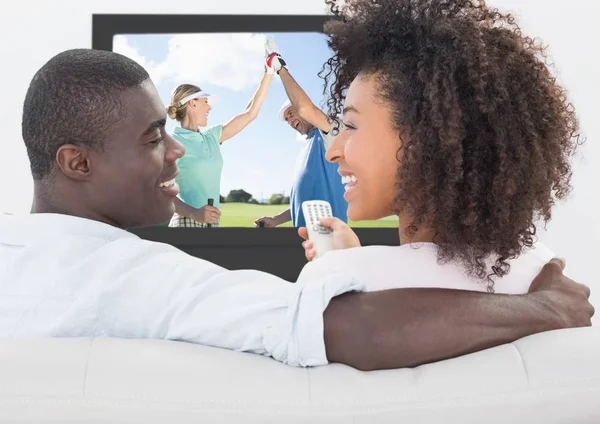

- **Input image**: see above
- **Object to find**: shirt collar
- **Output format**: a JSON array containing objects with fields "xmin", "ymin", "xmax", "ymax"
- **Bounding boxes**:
[
  {"xmin": 174, "ymin": 126, "xmax": 195, "ymax": 134},
  {"xmin": 174, "ymin": 126, "xmax": 205, "ymax": 136},
  {"xmin": 307, "ymin": 126, "xmax": 319, "ymax": 137}
]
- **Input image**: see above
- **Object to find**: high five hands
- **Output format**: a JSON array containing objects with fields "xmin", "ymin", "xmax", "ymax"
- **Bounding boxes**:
[{"xmin": 264, "ymin": 37, "xmax": 286, "ymax": 74}]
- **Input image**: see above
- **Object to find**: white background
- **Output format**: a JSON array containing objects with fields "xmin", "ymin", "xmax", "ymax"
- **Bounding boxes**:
[{"xmin": 0, "ymin": 0, "xmax": 598, "ymax": 312}]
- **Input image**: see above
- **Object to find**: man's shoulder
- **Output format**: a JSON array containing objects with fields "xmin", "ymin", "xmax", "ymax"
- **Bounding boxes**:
[
  {"xmin": 0, "ymin": 213, "xmax": 208, "ymax": 275},
  {"xmin": 0, "ymin": 213, "xmax": 138, "ymax": 246},
  {"xmin": 0, "ymin": 213, "xmax": 18, "ymax": 244},
  {"xmin": 309, "ymin": 119, "xmax": 342, "ymax": 149},
  {"xmin": 307, "ymin": 127, "xmax": 326, "ymax": 141}
]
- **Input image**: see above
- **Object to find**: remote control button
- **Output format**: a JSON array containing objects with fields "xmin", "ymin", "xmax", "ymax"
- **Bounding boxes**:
[{"xmin": 316, "ymin": 225, "xmax": 332, "ymax": 234}]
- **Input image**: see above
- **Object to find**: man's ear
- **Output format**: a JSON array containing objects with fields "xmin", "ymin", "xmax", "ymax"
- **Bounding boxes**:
[{"xmin": 55, "ymin": 144, "xmax": 93, "ymax": 181}]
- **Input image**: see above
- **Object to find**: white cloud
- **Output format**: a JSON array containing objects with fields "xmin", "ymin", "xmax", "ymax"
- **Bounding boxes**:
[
  {"xmin": 113, "ymin": 35, "xmax": 162, "ymax": 85},
  {"xmin": 115, "ymin": 33, "xmax": 269, "ymax": 92},
  {"xmin": 113, "ymin": 35, "xmax": 147, "ymax": 67}
]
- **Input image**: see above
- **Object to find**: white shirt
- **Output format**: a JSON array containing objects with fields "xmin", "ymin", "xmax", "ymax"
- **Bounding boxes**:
[
  {"xmin": 298, "ymin": 242, "xmax": 557, "ymax": 294},
  {"xmin": 0, "ymin": 213, "xmax": 364, "ymax": 367}
]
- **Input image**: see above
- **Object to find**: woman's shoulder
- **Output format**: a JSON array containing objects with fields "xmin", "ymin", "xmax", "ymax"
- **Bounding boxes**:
[
  {"xmin": 505, "ymin": 241, "xmax": 557, "ymax": 276},
  {"xmin": 326, "ymin": 241, "xmax": 554, "ymax": 260},
  {"xmin": 312, "ymin": 243, "xmax": 439, "ymax": 266},
  {"xmin": 172, "ymin": 126, "xmax": 224, "ymax": 151},
  {"xmin": 297, "ymin": 241, "xmax": 557, "ymax": 293},
  {"xmin": 198, "ymin": 125, "xmax": 224, "ymax": 142},
  {"xmin": 296, "ymin": 244, "xmax": 438, "ymax": 285}
]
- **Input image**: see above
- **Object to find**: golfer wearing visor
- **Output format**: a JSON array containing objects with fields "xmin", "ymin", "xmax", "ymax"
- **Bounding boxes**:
[{"xmin": 166, "ymin": 71, "xmax": 273, "ymax": 227}]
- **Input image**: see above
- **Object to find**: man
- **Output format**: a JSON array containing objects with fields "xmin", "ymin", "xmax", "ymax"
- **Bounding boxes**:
[
  {"xmin": 0, "ymin": 48, "xmax": 593, "ymax": 371},
  {"xmin": 254, "ymin": 40, "xmax": 347, "ymax": 228}
]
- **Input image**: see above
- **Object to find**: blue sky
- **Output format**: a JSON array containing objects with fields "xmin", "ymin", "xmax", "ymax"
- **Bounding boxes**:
[{"xmin": 115, "ymin": 32, "xmax": 334, "ymax": 202}]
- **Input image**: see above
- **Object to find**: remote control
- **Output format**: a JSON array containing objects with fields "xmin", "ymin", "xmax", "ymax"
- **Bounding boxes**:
[{"xmin": 301, "ymin": 200, "xmax": 335, "ymax": 259}]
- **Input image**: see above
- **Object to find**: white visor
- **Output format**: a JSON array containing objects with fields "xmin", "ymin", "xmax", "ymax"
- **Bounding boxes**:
[
  {"xmin": 179, "ymin": 91, "xmax": 217, "ymax": 106},
  {"xmin": 277, "ymin": 99, "xmax": 292, "ymax": 121}
]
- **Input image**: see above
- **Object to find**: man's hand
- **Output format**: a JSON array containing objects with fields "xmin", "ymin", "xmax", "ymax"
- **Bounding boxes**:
[
  {"xmin": 254, "ymin": 216, "xmax": 278, "ymax": 228},
  {"xmin": 265, "ymin": 53, "xmax": 286, "ymax": 75},
  {"xmin": 264, "ymin": 38, "xmax": 286, "ymax": 74},
  {"xmin": 527, "ymin": 257, "xmax": 594, "ymax": 328},
  {"xmin": 298, "ymin": 217, "xmax": 361, "ymax": 261}
]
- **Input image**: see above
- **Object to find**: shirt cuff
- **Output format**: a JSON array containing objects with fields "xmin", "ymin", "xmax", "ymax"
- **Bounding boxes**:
[{"xmin": 262, "ymin": 274, "xmax": 365, "ymax": 367}]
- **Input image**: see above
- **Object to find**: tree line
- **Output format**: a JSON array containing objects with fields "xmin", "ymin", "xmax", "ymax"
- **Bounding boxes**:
[{"xmin": 220, "ymin": 189, "xmax": 290, "ymax": 205}]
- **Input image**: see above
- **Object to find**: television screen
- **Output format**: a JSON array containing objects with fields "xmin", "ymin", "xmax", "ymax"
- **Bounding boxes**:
[{"xmin": 96, "ymin": 15, "xmax": 398, "ymax": 229}]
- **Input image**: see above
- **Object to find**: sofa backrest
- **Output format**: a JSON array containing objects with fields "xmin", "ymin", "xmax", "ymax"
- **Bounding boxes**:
[{"xmin": 1, "ymin": 328, "xmax": 599, "ymax": 423}]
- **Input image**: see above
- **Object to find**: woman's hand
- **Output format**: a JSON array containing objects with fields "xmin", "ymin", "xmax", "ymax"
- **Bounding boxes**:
[
  {"xmin": 192, "ymin": 205, "xmax": 221, "ymax": 224},
  {"xmin": 298, "ymin": 217, "xmax": 361, "ymax": 261}
]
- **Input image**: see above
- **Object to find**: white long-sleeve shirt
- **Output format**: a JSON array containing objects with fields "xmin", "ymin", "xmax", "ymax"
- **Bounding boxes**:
[{"xmin": 0, "ymin": 213, "xmax": 364, "ymax": 367}]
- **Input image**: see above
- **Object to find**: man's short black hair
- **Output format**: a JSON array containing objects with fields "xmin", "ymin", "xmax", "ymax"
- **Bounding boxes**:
[{"xmin": 22, "ymin": 48, "xmax": 150, "ymax": 180}]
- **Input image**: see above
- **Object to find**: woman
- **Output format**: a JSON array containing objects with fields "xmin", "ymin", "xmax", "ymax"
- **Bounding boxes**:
[
  {"xmin": 297, "ymin": 0, "xmax": 581, "ymax": 293},
  {"xmin": 166, "ymin": 62, "xmax": 274, "ymax": 227}
]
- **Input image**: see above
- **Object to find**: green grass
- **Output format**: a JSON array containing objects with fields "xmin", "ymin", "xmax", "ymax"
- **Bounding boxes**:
[{"xmin": 218, "ymin": 203, "xmax": 399, "ymax": 228}]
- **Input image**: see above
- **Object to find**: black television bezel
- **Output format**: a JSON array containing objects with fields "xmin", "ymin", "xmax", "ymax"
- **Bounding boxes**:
[
  {"xmin": 91, "ymin": 14, "xmax": 399, "ymax": 280},
  {"xmin": 92, "ymin": 14, "xmax": 334, "ymax": 49}
]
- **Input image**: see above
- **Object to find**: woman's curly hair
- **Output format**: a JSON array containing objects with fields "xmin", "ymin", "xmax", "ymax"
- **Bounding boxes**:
[{"xmin": 320, "ymin": 0, "xmax": 582, "ymax": 290}]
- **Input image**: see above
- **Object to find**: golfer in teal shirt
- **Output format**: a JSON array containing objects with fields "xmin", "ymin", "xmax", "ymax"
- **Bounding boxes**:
[
  {"xmin": 172, "ymin": 124, "xmax": 224, "ymax": 211},
  {"xmin": 165, "ymin": 67, "xmax": 274, "ymax": 227}
]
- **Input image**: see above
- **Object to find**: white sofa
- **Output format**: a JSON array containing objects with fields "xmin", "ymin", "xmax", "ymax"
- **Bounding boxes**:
[{"xmin": 1, "ymin": 327, "xmax": 599, "ymax": 423}]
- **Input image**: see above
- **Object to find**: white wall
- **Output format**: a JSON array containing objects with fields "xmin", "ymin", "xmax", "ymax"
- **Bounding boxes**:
[{"xmin": 1, "ymin": 0, "xmax": 598, "ymax": 310}]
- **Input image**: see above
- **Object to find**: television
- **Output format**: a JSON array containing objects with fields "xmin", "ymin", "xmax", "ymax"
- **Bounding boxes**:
[{"xmin": 92, "ymin": 14, "xmax": 399, "ymax": 281}]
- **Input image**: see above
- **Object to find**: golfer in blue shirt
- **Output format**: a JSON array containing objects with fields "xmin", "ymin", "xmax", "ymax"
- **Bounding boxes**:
[{"xmin": 254, "ymin": 42, "xmax": 348, "ymax": 228}]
